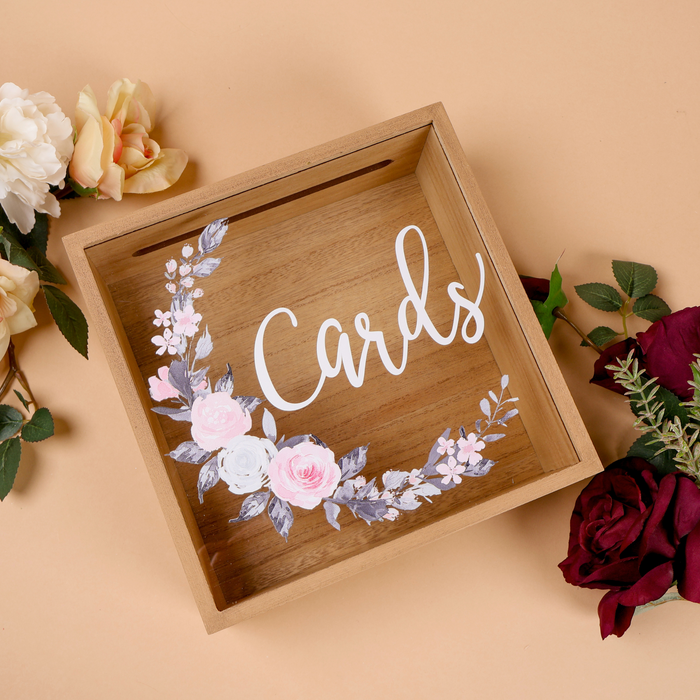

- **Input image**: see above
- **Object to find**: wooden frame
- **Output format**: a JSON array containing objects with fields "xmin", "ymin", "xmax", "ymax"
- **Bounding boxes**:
[{"xmin": 64, "ymin": 103, "xmax": 601, "ymax": 633}]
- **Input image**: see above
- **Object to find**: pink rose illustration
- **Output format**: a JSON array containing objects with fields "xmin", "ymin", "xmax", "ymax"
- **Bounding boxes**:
[
  {"xmin": 268, "ymin": 442, "xmax": 341, "ymax": 509},
  {"xmin": 148, "ymin": 366, "xmax": 179, "ymax": 401},
  {"xmin": 190, "ymin": 391, "xmax": 252, "ymax": 451}
]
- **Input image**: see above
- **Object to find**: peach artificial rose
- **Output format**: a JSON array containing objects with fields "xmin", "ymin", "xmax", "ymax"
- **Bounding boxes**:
[
  {"xmin": 69, "ymin": 79, "xmax": 187, "ymax": 200},
  {"xmin": 0, "ymin": 258, "xmax": 40, "ymax": 358}
]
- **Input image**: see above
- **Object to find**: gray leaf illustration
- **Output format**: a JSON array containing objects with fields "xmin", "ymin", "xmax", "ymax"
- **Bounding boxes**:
[
  {"xmin": 190, "ymin": 366, "xmax": 209, "ymax": 389},
  {"xmin": 277, "ymin": 434, "xmax": 310, "ymax": 451},
  {"xmin": 382, "ymin": 470, "xmax": 408, "ymax": 490},
  {"xmin": 480, "ymin": 398, "xmax": 491, "ymax": 418},
  {"xmin": 192, "ymin": 258, "xmax": 221, "ymax": 278},
  {"xmin": 339, "ymin": 444, "xmax": 369, "ymax": 480},
  {"xmin": 500, "ymin": 408, "xmax": 519, "ymax": 423},
  {"xmin": 332, "ymin": 481, "xmax": 355, "ymax": 503},
  {"xmin": 215, "ymin": 364, "xmax": 234, "ymax": 394},
  {"xmin": 355, "ymin": 477, "xmax": 377, "ymax": 500},
  {"xmin": 324, "ymin": 501, "xmax": 341, "ymax": 530},
  {"xmin": 268, "ymin": 496, "xmax": 294, "ymax": 541},
  {"xmin": 501, "ymin": 374, "xmax": 509, "ymax": 390},
  {"xmin": 410, "ymin": 481, "xmax": 442, "ymax": 499},
  {"xmin": 197, "ymin": 457, "xmax": 219, "ymax": 504},
  {"xmin": 230, "ymin": 490, "xmax": 271, "ymax": 522},
  {"xmin": 464, "ymin": 458, "xmax": 496, "ymax": 477},
  {"xmin": 348, "ymin": 500, "xmax": 388, "ymax": 524},
  {"xmin": 235, "ymin": 396, "xmax": 263, "ymax": 413},
  {"xmin": 262, "ymin": 408, "xmax": 277, "ymax": 443},
  {"xmin": 194, "ymin": 327, "xmax": 213, "ymax": 360},
  {"xmin": 198, "ymin": 218, "xmax": 228, "ymax": 254},
  {"xmin": 481, "ymin": 433, "xmax": 506, "ymax": 442},
  {"xmin": 168, "ymin": 360, "xmax": 193, "ymax": 404},
  {"xmin": 168, "ymin": 441, "xmax": 211, "ymax": 464},
  {"xmin": 151, "ymin": 406, "xmax": 192, "ymax": 422}
]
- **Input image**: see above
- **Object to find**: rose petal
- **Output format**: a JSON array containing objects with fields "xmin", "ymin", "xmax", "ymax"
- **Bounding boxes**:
[
  {"xmin": 122, "ymin": 148, "xmax": 187, "ymax": 194},
  {"xmin": 5, "ymin": 297, "xmax": 38, "ymax": 335},
  {"xmin": 69, "ymin": 116, "xmax": 104, "ymax": 189},
  {"xmin": 74, "ymin": 85, "xmax": 101, "ymax": 133},
  {"xmin": 598, "ymin": 590, "xmax": 635, "ymax": 639},
  {"xmin": 678, "ymin": 521, "xmax": 700, "ymax": 603},
  {"xmin": 0, "ymin": 192, "xmax": 35, "ymax": 234}
]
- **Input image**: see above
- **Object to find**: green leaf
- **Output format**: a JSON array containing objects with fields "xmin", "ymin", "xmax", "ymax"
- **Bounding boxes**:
[
  {"xmin": 531, "ymin": 264, "xmax": 568, "ymax": 339},
  {"xmin": 580, "ymin": 326, "xmax": 620, "ymax": 348},
  {"xmin": 0, "ymin": 405, "xmax": 23, "ymax": 441},
  {"xmin": 0, "ymin": 231, "xmax": 40, "ymax": 273},
  {"xmin": 629, "ymin": 383, "xmax": 688, "ymax": 426},
  {"xmin": 13, "ymin": 391, "xmax": 29, "ymax": 411},
  {"xmin": 67, "ymin": 177, "xmax": 99, "ymax": 199},
  {"xmin": 575, "ymin": 282, "xmax": 623, "ymax": 312},
  {"xmin": 25, "ymin": 246, "xmax": 67, "ymax": 285},
  {"xmin": 627, "ymin": 433, "xmax": 678, "ymax": 475},
  {"xmin": 0, "ymin": 210, "xmax": 49, "ymax": 257},
  {"xmin": 20, "ymin": 213, "xmax": 49, "ymax": 255},
  {"xmin": 21, "ymin": 407, "xmax": 54, "ymax": 443},
  {"xmin": 633, "ymin": 294, "xmax": 672, "ymax": 323},
  {"xmin": 0, "ymin": 437, "xmax": 21, "ymax": 501},
  {"xmin": 612, "ymin": 260, "xmax": 658, "ymax": 299},
  {"xmin": 42, "ymin": 285, "xmax": 89, "ymax": 358}
]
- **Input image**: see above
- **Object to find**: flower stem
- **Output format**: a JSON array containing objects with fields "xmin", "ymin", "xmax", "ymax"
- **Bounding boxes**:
[
  {"xmin": 0, "ymin": 341, "xmax": 37, "ymax": 409},
  {"xmin": 552, "ymin": 308, "xmax": 604, "ymax": 354}
]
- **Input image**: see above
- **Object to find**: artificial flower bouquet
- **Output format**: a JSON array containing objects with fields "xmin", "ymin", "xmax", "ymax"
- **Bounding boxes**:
[
  {"xmin": 524, "ymin": 260, "xmax": 700, "ymax": 637},
  {"xmin": 0, "ymin": 79, "xmax": 187, "ymax": 500}
]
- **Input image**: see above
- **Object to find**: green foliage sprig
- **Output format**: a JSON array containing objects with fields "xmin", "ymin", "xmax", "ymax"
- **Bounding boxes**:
[
  {"xmin": 608, "ymin": 351, "xmax": 700, "ymax": 482},
  {"xmin": 575, "ymin": 260, "xmax": 671, "ymax": 347}
]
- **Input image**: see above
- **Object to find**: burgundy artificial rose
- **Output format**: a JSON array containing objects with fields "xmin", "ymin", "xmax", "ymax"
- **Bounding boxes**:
[
  {"xmin": 559, "ymin": 457, "xmax": 700, "ymax": 638},
  {"xmin": 519, "ymin": 275, "xmax": 550, "ymax": 303},
  {"xmin": 590, "ymin": 337, "xmax": 644, "ymax": 396},
  {"xmin": 636, "ymin": 306, "xmax": 700, "ymax": 400}
]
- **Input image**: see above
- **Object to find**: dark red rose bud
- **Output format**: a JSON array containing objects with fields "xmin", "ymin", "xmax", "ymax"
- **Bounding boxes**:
[
  {"xmin": 519, "ymin": 275, "xmax": 550, "ymax": 303},
  {"xmin": 590, "ymin": 337, "xmax": 644, "ymax": 396},
  {"xmin": 559, "ymin": 457, "xmax": 700, "ymax": 638},
  {"xmin": 637, "ymin": 306, "xmax": 700, "ymax": 400}
]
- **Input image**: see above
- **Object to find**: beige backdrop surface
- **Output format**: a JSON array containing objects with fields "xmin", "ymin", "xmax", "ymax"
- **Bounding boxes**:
[{"xmin": 3, "ymin": 1, "xmax": 700, "ymax": 697}]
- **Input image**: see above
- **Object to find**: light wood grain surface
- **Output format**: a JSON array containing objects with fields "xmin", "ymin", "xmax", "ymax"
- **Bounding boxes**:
[{"xmin": 3, "ymin": 0, "xmax": 700, "ymax": 697}]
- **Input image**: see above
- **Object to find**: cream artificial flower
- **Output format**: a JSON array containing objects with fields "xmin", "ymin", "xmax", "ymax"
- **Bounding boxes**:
[
  {"xmin": 0, "ymin": 258, "xmax": 40, "ymax": 357},
  {"xmin": 69, "ymin": 79, "xmax": 187, "ymax": 200},
  {"xmin": 0, "ymin": 83, "xmax": 74, "ymax": 234}
]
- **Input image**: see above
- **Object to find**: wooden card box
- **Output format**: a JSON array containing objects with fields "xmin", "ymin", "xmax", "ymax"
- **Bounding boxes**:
[{"xmin": 64, "ymin": 103, "xmax": 601, "ymax": 633}]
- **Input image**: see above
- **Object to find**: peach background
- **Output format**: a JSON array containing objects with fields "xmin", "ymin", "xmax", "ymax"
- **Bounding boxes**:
[{"xmin": 3, "ymin": 0, "xmax": 700, "ymax": 697}]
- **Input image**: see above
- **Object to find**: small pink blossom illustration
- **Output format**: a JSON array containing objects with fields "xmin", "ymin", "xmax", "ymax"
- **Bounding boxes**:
[
  {"xmin": 457, "ymin": 433, "xmax": 486, "ymax": 466},
  {"xmin": 193, "ymin": 288, "xmax": 204, "ymax": 298},
  {"xmin": 179, "ymin": 264, "xmax": 192, "ymax": 276},
  {"xmin": 437, "ymin": 436, "xmax": 455, "ymax": 456},
  {"xmin": 384, "ymin": 508, "xmax": 399, "ymax": 521},
  {"xmin": 173, "ymin": 305, "xmax": 202, "ymax": 337},
  {"xmin": 181, "ymin": 276, "xmax": 194, "ymax": 288},
  {"xmin": 165, "ymin": 282, "xmax": 177, "ymax": 294},
  {"xmin": 148, "ymin": 366, "xmax": 179, "ymax": 401},
  {"xmin": 153, "ymin": 309, "xmax": 171, "ymax": 327},
  {"xmin": 165, "ymin": 259, "xmax": 177, "ymax": 274},
  {"xmin": 182, "ymin": 244, "xmax": 194, "ymax": 258},
  {"xmin": 408, "ymin": 468, "xmax": 423, "ymax": 485},
  {"xmin": 152, "ymin": 328, "xmax": 181, "ymax": 355},
  {"xmin": 437, "ymin": 456, "xmax": 466, "ymax": 485}
]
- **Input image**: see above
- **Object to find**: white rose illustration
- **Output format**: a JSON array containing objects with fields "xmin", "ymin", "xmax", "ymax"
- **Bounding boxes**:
[{"xmin": 218, "ymin": 434, "xmax": 277, "ymax": 495}]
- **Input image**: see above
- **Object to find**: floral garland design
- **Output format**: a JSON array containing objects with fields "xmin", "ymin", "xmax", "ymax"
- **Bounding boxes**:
[{"xmin": 147, "ymin": 219, "xmax": 520, "ymax": 541}]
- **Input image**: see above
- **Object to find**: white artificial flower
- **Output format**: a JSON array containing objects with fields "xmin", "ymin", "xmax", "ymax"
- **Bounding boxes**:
[{"xmin": 0, "ymin": 83, "xmax": 73, "ymax": 233}]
